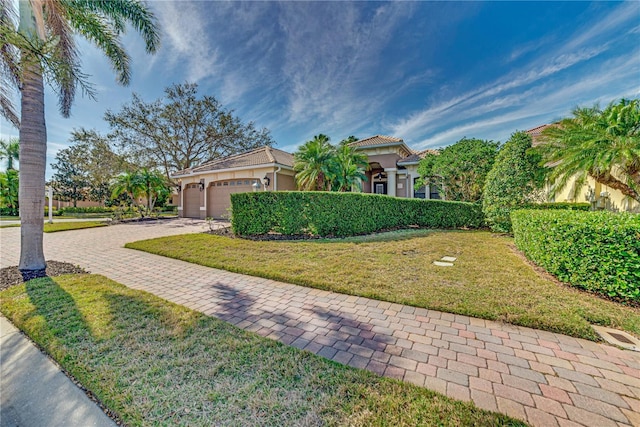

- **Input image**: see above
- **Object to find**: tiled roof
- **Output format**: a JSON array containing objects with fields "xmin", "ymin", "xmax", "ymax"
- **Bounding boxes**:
[
  {"xmin": 525, "ymin": 124, "xmax": 554, "ymax": 146},
  {"xmin": 173, "ymin": 146, "xmax": 293, "ymax": 176},
  {"xmin": 348, "ymin": 135, "xmax": 404, "ymax": 148},
  {"xmin": 398, "ymin": 149, "xmax": 439, "ymax": 165}
]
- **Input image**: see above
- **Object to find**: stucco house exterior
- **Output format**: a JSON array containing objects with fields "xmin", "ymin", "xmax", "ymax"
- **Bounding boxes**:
[
  {"xmin": 172, "ymin": 136, "xmax": 441, "ymax": 219},
  {"xmin": 172, "ymin": 146, "xmax": 295, "ymax": 219},
  {"xmin": 526, "ymin": 125, "xmax": 639, "ymax": 212}
]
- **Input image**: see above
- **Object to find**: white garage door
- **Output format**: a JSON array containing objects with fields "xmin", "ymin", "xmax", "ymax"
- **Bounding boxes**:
[
  {"xmin": 207, "ymin": 179, "xmax": 258, "ymax": 219},
  {"xmin": 182, "ymin": 184, "xmax": 201, "ymax": 218}
]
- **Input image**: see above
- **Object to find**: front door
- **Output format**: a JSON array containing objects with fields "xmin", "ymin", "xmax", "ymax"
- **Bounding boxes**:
[{"xmin": 374, "ymin": 183, "xmax": 386, "ymax": 194}]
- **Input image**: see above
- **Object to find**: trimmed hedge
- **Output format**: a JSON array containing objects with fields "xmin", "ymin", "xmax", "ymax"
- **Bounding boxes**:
[
  {"xmin": 512, "ymin": 210, "xmax": 640, "ymax": 302},
  {"xmin": 524, "ymin": 202, "xmax": 590, "ymax": 211},
  {"xmin": 231, "ymin": 191, "xmax": 484, "ymax": 237},
  {"xmin": 58, "ymin": 206, "xmax": 116, "ymax": 214}
]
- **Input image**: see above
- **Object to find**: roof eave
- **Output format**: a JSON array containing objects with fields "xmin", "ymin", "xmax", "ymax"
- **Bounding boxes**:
[{"xmin": 171, "ymin": 162, "xmax": 294, "ymax": 179}]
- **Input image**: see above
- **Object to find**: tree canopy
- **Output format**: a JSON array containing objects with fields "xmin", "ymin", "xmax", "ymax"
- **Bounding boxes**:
[
  {"xmin": 417, "ymin": 138, "xmax": 500, "ymax": 202},
  {"xmin": 483, "ymin": 131, "xmax": 546, "ymax": 232},
  {"xmin": 536, "ymin": 98, "xmax": 640, "ymax": 203},
  {"xmin": 105, "ymin": 82, "xmax": 274, "ymax": 179},
  {"xmin": 0, "ymin": 138, "xmax": 19, "ymax": 170}
]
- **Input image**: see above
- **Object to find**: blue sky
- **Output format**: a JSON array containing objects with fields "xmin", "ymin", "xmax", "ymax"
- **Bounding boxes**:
[{"xmin": 1, "ymin": 1, "xmax": 639, "ymax": 179}]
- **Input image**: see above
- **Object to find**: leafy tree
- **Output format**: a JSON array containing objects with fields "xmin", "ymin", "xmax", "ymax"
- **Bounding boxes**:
[
  {"xmin": 0, "ymin": 138, "xmax": 19, "ymax": 170},
  {"xmin": 0, "ymin": 0, "xmax": 159, "ymax": 271},
  {"xmin": 483, "ymin": 131, "xmax": 546, "ymax": 232},
  {"xmin": 294, "ymin": 134, "xmax": 335, "ymax": 191},
  {"xmin": 417, "ymin": 138, "xmax": 500, "ymax": 202},
  {"xmin": 105, "ymin": 82, "xmax": 274, "ymax": 179},
  {"xmin": 51, "ymin": 145, "xmax": 88, "ymax": 207},
  {"xmin": 537, "ymin": 98, "xmax": 640, "ymax": 203},
  {"xmin": 68, "ymin": 128, "xmax": 130, "ymax": 203},
  {"xmin": 0, "ymin": 169, "xmax": 19, "ymax": 215}
]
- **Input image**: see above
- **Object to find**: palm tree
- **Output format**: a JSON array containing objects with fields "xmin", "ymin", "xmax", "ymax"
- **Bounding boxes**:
[
  {"xmin": 0, "ymin": 169, "xmax": 19, "ymax": 214},
  {"xmin": 331, "ymin": 143, "xmax": 368, "ymax": 192},
  {"xmin": 111, "ymin": 172, "xmax": 143, "ymax": 211},
  {"xmin": 538, "ymin": 99, "xmax": 640, "ymax": 203},
  {"xmin": 137, "ymin": 168, "xmax": 167, "ymax": 216},
  {"xmin": 0, "ymin": 138, "xmax": 19, "ymax": 170},
  {"xmin": 0, "ymin": 1, "xmax": 159, "ymax": 271},
  {"xmin": 294, "ymin": 134, "xmax": 335, "ymax": 191}
]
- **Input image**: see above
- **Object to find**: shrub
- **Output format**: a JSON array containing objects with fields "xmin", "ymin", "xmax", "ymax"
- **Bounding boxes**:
[
  {"xmin": 512, "ymin": 209, "xmax": 640, "ymax": 302},
  {"xmin": 483, "ymin": 131, "xmax": 547, "ymax": 232},
  {"xmin": 0, "ymin": 206, "xmax": 18, "ymax": 216},
  {"xmin": 231, "ymin": 192, "xmax": 484, "ymax": 237},
  {"xmin": 524, "ymin": 202, "xmax": 590, "ymax": 211},
  {"xmin": 58, "ymin": 206, "xmax": 116, "ymax": 214}
]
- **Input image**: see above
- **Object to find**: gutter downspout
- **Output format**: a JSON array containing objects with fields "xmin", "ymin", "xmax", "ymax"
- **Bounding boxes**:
[{"xmin": 274, "ymin": 166, "xmax": 281, "ymax": 190}]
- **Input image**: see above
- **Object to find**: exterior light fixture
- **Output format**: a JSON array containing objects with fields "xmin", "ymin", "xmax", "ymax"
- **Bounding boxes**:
[
  {"xmin": 262, "ymin": 175, "xmax": 271, "ymax": 188},
  {"xmin": 176, "ymin": 183, "xmax": 182, "ymax": 192},
  {"xmin": 376, "ymin": 172, "xmax": 383, "ymax": 180},
  {"xmin": 198, "ymin": 180, "xmax": 205, "ymax": 191}
]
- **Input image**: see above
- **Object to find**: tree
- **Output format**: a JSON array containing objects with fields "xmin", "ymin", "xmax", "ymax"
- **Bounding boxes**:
[
  {"xmin": 68, "ymin": 128, "xmax": 129, "ymax": 204},
  {"xmin": 0, "ymin": 169, "xmax": 19, "ymax": 215},
  {"xmin": 137, "ymin": 168, "xmax": 168, "ymax": 216},
  {"xmin": 294, "ymin": 134, "xmax": 335, "ymax": 191},
  {"xmin": 0, "ymin": 0, "xmax": 159, "ymax": 271},
  {"xmin": 50, "ymin": 145, "xmax": 88, "ymax": 207},
  {"xmin": 331, "ymin": 141, "xmax": 368, "ymax": 192},
  {"xmin": 537, "ymin": 99, "xmax": 640, "ymax": 203},
  {"xmin": 417, "ymin": 138, "xmax": 500, "ymax": 202},
  {"xmin": 482, "ymin": 131, "xmax": 546, "ymax": 232},
  {"xmin": 105, "ymin": 82, "xmax": 274, "ymax": 179},
  {"xmin": 111, "ymin": 171, "xmax": 143, "ymax": 209},
  {"xmin": 0, "ymin": 138, "xmax": 19, "ymax": 170}
]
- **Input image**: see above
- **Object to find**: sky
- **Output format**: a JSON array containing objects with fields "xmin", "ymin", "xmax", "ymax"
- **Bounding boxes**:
[{"xmin": 1, "ymin": 1, "xmax": 639, "ymax": 179}]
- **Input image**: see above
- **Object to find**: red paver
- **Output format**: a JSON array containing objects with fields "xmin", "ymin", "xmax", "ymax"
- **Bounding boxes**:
[{"xmin": 1, "ymin": 221, "xmax": 639, "ymax": 427}]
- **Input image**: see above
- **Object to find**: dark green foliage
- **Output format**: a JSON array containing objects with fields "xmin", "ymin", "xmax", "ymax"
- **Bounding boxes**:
[
  {"xmin": 512, "ymin": 210, "xmax": 640, "ymax": 302},
  {"xmin": 482, "ymin": 131, "xmax": 547, "ymax": 232},
  {"xmin": 231, "ymin": 192, "xmax": 484, "ymax": 237},
  {"xmin": 524, "ymin": 202, "xmax": 590, "ymax": 211},
  {"xmin": 58, "ymin": 206, "xmax": 117, "ymax": 214},
  {"xmin": 417, "ymin": 138, "xmax": 500, "ymax": 202}
]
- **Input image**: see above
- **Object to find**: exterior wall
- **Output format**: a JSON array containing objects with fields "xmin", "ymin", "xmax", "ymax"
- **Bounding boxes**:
[
  {"xmin": 275, "ymin": 172, "xmax": 296, "ymax": 191},
  {"xmin": 396, "ymin": 176, "xmax": 407, "ymax": 198},
  {"xmin": 551, "ymin": 175, "xmax": 639, "ymax": 212},
  {"xmin": 366, "ymin": 153, "xmax": 402, "ymax": 170}
]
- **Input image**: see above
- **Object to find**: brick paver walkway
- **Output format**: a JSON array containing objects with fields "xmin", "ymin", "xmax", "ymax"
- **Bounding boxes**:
[{"xmin": 1, "ymin": 220, "xmax": 639, "ymax": 427}]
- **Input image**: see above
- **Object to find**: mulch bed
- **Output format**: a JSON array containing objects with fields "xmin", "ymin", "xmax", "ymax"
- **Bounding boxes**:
[{"xmin": 0, "ymin": 261, "xmax": 88, "ymax": 291}]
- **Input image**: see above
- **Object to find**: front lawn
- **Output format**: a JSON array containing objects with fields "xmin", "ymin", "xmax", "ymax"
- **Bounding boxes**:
[
  {"xmin": 44, "ymin": 221, "xmax": 109, "ymax": 232},
  {"xmin": 0, "ymin": 275, "xmax": 522, "ymax": 426},
  {"xmin": 126, "ymin": 230, "xmax": 640, "ymax": 341}
]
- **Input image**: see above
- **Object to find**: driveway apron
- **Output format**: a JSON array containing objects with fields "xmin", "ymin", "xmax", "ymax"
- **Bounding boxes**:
[{"xmin": 1, "ymin": 220, "xmax": 639, "ymax": 427}]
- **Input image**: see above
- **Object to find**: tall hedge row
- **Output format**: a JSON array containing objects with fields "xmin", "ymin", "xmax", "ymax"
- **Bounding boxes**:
[
  {"xmin": 231, "ymin": 192, "xmax": 484, "ymax": 237},
  {"xmin": 512, "ymin": 209, "xmax": 640, "ymax": 302}
]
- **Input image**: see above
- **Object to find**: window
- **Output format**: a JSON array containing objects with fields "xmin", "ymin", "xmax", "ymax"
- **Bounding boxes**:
[
  {"xmin": 244, "ymin": 180, "xmax": 250, "ymax": 185},
  {"xmin": 223, "ymin": 182, "xmax": 229, "ymax": 186},
  {"xmin": 413, "ymin": 178, "xmax": 426, "ymax": 199},
  {"xmin": 375, "ymin": 183, "xmax": 386, "ymax": 194},
  {"xmin": 430, "ymin": 187, "xmax": 441, "ymax": 199},
  {"xmin": 216, "ymin": 182, "xmax": 222, "ymax": 186},
  {"xmin": 230, "ymin": 181, "xmax": 235, "ymax": 186}
]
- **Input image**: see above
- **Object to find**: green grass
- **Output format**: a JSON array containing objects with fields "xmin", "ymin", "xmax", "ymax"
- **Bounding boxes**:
[
  {"xmin": 126, "ymin": 230, "xmax": 640, "ymax": 341},
  {"xmin": 43, "ymin": 221, "xmax": 108, "ymax": 232},
  {"xmin": 0, "ymin": 275, "xmax": 523, "ymax": 427}
]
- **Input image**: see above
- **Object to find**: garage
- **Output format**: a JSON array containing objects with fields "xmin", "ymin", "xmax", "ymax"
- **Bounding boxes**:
[
  {"xmin": 207, "ymin": 179, "xmax": 258, "ymax": 219},
  {"xmin": 182, "ymin": 184, "xmax": 201, "ymax": 218}
]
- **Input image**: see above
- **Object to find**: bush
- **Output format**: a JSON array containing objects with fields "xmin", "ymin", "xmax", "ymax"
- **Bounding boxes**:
[
  {"xmin": 58, "ymin": 206, "xmax": 116, "ymax": 214},
  {"xmin": 524, "ymin": 202, "xmax": 590, "ymax": 211},
  {"xmin": 231, "ymin": 192, "xmax": 484, "ymax": 237},
  {"xmin": 483, "ymin": 131, "xmax": 547, "ymax": 232},
  {"xmin": 44, "ymin": 207, "xmax": 62, "ymax": 217},
  {"xmin": 512, "ymin": 210, "xmax": 640, "ymax": 302},
  {"xmin": 0, "ymin": 206, "xmax": 18, "ymax": 216}
]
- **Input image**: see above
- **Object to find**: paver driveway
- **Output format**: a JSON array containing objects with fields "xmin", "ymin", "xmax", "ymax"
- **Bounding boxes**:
[{"xmin": 1, "ymin": 219, "xmax": 639, "ymax": 427}]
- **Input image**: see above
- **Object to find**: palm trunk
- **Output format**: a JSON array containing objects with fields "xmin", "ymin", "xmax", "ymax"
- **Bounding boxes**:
[
  {"xmin": 18, "ymin": 57, "xmax": 47, "ymax": 271},
  {"xmin": 591, "ymin": 171, "xmax": 640, "ymax": 203}
]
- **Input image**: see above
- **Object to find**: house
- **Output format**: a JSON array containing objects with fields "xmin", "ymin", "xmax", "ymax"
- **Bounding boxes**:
[
  {"xmin": 172, "ymin": 136, "xmax": 441, "ymax": 219},
  {"xmin": 526, "ymin": 125, "xmax": 639, "ymax": 212},
  {"xmin": 172, "ymin": 146, "xmax": 295, "ymax": 219},
  {"xmin": 347, "ymin": 135, "xmax": 440, "ymax": 199}
]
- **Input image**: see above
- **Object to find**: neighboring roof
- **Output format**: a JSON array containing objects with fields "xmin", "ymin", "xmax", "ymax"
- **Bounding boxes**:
[
  {"xmin": 348, "ymin": 135, "xmax": 404, "ymax": 149},
  {"xmin": 397, "ymin": 149, "xmax": 439, "ymax": 165},
  {"xmin": 172, "ymin": 146, "xmax": 294, "ymax": 177},
  {"xmin": 525, "ymin": 124, "xmax": 554, "ymax": 146}
]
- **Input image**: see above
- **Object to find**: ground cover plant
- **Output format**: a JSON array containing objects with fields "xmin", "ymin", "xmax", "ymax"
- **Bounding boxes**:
[
  {"xmin": 127, "ymin": 230, "xmax": 640, "ymax": 341},
  {"xmin": 0, "ymin": 274, "xmax": 523, "ymax": 427}
]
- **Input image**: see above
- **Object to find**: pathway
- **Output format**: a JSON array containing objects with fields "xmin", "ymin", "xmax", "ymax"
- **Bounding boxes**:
[{"xmin": 1, "ymin": 220, "xmax": 638, "ymax": 427}]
